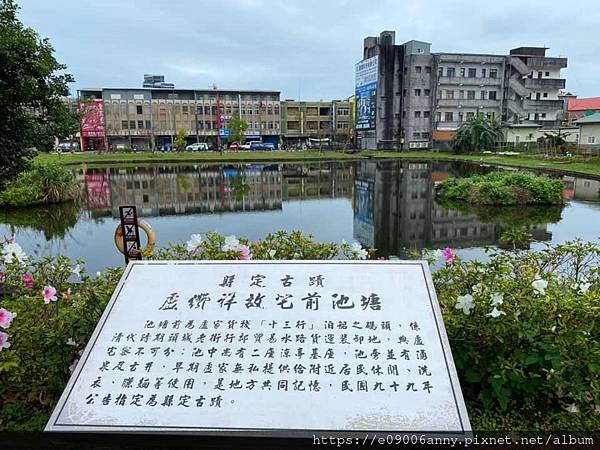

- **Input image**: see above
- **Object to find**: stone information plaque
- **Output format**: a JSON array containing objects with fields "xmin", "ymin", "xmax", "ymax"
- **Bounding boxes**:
[{"xmin": 46, "ymin": 261, "xmax": 470, "ymax": 435}]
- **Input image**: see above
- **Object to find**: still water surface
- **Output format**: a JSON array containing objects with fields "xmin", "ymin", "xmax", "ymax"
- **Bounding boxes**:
[{"xmin": 1, "ymin": 160, "xmax": 598, "ymax": 275}]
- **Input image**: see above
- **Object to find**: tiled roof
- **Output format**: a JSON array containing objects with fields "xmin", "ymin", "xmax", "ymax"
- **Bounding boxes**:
[
  {"xmin": 568, "ymin": 97, "xmax": 600, "ymax": 111},
  {"xmin": 574, "ymin": 112, "xmax": 600, "ymax": 124}
]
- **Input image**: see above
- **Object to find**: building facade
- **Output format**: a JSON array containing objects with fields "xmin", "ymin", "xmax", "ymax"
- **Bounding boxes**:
[
  {"xmin": 78, "ymin": 87, "xmax": 281, "ymax": 150},
  {"xmin": 356, "ymin": 31, "xmax": 568, "ymax": 150},
  {"xmin": 280, "ymin": 100, "xmax": 353, "ymax": 147}
]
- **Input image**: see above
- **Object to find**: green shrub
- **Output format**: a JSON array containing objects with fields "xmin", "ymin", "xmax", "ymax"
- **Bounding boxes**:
[
  {"xmin": 436, "ymin": 171, "xmax": 565, "ymax": 206},
  {"xmin": 429, "ymin": 240, "xmax": 599, "ymax": 414},
  {"xmin": 0, "ymin": 163, "xmax": 80, "ymax": 208}
]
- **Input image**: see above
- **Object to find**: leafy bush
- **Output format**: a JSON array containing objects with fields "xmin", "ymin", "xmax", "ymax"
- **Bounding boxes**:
[
  {"xmin": 430, "ymin": 240, "xmax": 599, "ymax": 414},
  {"xmin": 436, "ymin": 171, "xmax": 565, "ymax": 206},
  {"xmin": 453, "ymin": 113, "xmax": 504, "ymax": 154},
  {"xmin": 0, "ymin": 164, "xmax": 80, "ymax": 208}
]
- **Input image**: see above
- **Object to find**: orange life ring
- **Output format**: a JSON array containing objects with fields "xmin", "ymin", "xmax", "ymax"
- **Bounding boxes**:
[{"xmin": 114, "ymin": 220, "xmax": 157, "ymax": 255}]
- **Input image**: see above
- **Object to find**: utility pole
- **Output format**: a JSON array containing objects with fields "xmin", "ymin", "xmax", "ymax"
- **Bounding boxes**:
[{"xmin": 214, "ymin": 84, "xmax": 222, "ymax": 153}]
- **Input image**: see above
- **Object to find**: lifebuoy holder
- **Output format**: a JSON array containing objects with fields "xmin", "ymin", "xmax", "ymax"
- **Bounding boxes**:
[{"xmin": 114, "ymin": 220, "xmax": 157, "ymax": 256}]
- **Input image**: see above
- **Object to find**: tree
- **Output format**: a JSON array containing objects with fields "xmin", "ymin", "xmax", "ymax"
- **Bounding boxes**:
[
  {"xmin": 452, "ymin": 113, "xmax": 504, "ymax": 154},
  {"xmin": 0, "ymin": 0, "xmax": 78, "ymax": 184},
  {"xmin": 174, "ymin": 129, "xmax": 187, "ymax": 149},
  {"xmin": 227, "ymin": 112, "xmax": 248, "ymax": 144}
]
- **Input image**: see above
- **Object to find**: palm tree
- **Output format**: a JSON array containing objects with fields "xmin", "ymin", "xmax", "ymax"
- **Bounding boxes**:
[{"xmin": 453, "ymin": 113, "xmax": 504, "ymax": 153}]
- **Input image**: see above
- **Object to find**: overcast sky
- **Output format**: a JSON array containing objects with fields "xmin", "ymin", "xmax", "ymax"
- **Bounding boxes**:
[{"xmin": 18, "ymin": 0, "xmax": 600, "ymax": 99}]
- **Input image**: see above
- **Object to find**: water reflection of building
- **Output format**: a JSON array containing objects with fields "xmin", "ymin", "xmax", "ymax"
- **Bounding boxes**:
[
  {"xmin": 563, "ymin": 176, "xmax": 600, "ymax": 201},
  {"xmin": 353, "ymin": 160, "xmax": 552, "ymax": 256},
  {"xmin": 83, "ymin": 163, "xmax": 355, "ymax": 218},
  {"xmin": 282, "ymin": 163, "xmax": 354, "ymax": 200},
  {"xmin": 84, "ymin": 165, "xmax": 283, "ymax": 218}
]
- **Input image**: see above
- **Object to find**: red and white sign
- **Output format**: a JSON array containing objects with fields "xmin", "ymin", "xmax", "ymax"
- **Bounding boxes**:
[{"xmin": 80, "ymin": 100, "xmax": 106, "ymax": 138}]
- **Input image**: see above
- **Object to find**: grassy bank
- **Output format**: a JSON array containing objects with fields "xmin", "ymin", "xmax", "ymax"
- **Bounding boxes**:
[{"xmin": 35, "ymin": 150, "xmax": 600, "ymax": 177}]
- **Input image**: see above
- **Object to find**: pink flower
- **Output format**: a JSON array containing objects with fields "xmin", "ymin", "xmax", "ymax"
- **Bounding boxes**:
[
  {"xmin": 0, "ymin": 331, "xmax": 10, "ymax": 352},
  {"xmin": 0, "ymin": 272, "xmax": 5, "ymax": 283},
  {"xmin": 21, "ymin": 273, "xmax": 34, "ymax": 289},
  {"xmin": 0, "ymin": 308, "xmax": 17, "ymax": 329},
  {"xmin": 443, "ymin": 247, "xmax": 456, "ymax": 264},
  {"xmin": 239, "ymin": 245, "xmax": 252, "ymax": 260},
  {"xmin": 586, "ymin": 392, "xmax": 594, "ymax": 402},
  {"xmin": 42, "ymin": 286, "xmax": 58, "ymax": 304},
  {"xmin": 377, "ymin": 256, "xmax": 388, "ymax": 260}
]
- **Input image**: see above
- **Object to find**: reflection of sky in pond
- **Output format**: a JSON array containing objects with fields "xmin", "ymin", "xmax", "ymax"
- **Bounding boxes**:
[{"xmin": 0, "ymin": 160, "xmax": 598, "ymax": 275}]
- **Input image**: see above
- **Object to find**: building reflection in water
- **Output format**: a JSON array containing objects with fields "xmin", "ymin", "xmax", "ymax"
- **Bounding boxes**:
[
  {"xmin": 81, "ymin": 163, "xmax": 355, "ymax": 219},
  {"xmin": 352, "ymin": 160, "xmax": 564, "ymax": 257}
]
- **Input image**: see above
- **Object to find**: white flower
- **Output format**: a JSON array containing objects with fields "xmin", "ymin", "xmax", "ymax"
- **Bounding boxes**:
[
  {"xmin": 71, "ymin": 264, "xmax": 82, "ymax": 278},
  {"xmin": 487, "ymin": 307, "xmax": 506, "ymax": 318},
  {"xmin": 532, "ymin": 278, "xmax": 548, "ymax": 296},
  {"xmin": 96, "ymin": 272, "xmax": 102, "ymax": 277},
  {"xmin": 222, "ymin": 235, "xmax": 241, "ymax": 252},
  {"xmin": 551, "ymin": 325, "xmax": 557, "ymax": 333},
  {"xmin": 490, "ymin": 293, "xmax": 504, "ymax": 306},
  {"xmin": 432, "ymin": 249, "xmax": 443, "ymax": 260},
  {"xmin": 268, "ymin": 249, "xmax": 276, "ymax": 258},
  {"xmin": 595, "ymin": 405, "xmax": 600, "ymax": 415},
  {"xmin": 472, "ymin": 283, "xmax": 485, "ymax": 295},
  {"xmin": 578, "ymin": 279, "xmax": 592, "ymax": 295},
  {"xmin": 293, "ymin": 252, "xmax": 300, "ymax": 259},
  {"xmin": 2, "ymin": 242, "xmax": 28, "ymax": 265},
  {"xmin": 351, "ymin": 242, "xmax": 368, "ymax": 260},
  {"xmin": 455, "ymin": 294, "xmax": 475, "ymax": 315},
  {"xmin": 66, "ymin": 338, "xmax": 77, "ymax": 346},
  {"xmin": 514, "ymin": 310, "xmax": 521, "ymax": 318},
  {"xmin": 565, "ymin": 403, "xmax": 580, "ymax": 413},
  {"xmin": 186, "ymin": 234, "xmax": 203, "ymax": 253}
]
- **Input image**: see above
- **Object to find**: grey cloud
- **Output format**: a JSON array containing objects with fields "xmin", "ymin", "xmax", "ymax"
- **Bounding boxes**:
[{"xmin": 17, "ymin": 0, "xmax": 600, "ymax": 98}]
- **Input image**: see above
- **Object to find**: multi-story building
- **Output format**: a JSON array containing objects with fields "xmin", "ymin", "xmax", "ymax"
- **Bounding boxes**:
[
  {"xmin": 78, "ymin": 87, "xmax": 281, "ymax": 150},
  {"xmin": 280, "ymin": 100, "xmax": 353, "ymax": 147},
  {"xmin": 356, "ymin": 31, "xmax": 568, "ymax": 150}
]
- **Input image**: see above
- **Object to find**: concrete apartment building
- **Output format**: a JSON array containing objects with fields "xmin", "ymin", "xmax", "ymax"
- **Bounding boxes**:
[
  {"xmin": 280, "ymin": 100, "xmax": 353, "ymax": 147},
  {"xmin": 78, "ymin": 85, "xmax": 281, "ymax": 150},
  {"xmin": 356, "ymin": 31, "xmax": 567, "ymax": 149}
]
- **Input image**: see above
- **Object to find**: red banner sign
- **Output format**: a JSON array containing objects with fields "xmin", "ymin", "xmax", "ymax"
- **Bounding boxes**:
[{"xmin": 80, "ymin": 100, "xmax": 106, "ymax": 138}]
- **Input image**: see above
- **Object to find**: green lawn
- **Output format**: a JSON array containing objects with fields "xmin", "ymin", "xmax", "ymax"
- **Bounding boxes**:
[{"xmin": 35, "ymin": 150, "xmax": 600, "ymax": 177}]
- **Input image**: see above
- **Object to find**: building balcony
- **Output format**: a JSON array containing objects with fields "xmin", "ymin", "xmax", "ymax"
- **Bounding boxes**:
[
  {"xmin": 526, "ymin": 57, "xmax": 567, "ymax": 70},
  {"xmin": 437, "ymin": 99, "xmax": 501, "ymax": 108},
  {"xmin": 524, "ymin": 78, "xmax": 566, "ymax": 90},
  {"xmin": 435, "ymin": 121, "xmax": 465, "ymax": 130},
  {"xmin": 437, "ymin": 76, "xmax": 502, "ymax": 86},
  {"xmin": 523, "ymin": 99, "xmax": 564, "ymax": 109}
]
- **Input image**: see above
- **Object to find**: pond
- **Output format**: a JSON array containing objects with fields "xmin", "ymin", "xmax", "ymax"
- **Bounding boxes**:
[{"xmin": 1, "ymin": 160, "xmax": 599, "ymax": 275}]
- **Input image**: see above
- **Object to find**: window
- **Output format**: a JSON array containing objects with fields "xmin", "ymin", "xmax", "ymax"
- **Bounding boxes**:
[
  {"xmin": 422, "ymin": 132, "xmax": 430, "ymax": 139},
  {"xmin": 459, "ymin": 90, "xmax": 465, "ymax": 99},
  {"xmin": 182, "ymin": 105, "xmax": 188, "ymax": 114},
  {"xmin": 490, "ymin": 69, "xmax": 498, "ymax": 78},
  {"xmin": 137, "ymin": 120, "xmax": 144, "ymax": 129},
  {"xmin": 482, "ymin": 68, "xmax": 486, "ymax": 78},
  {"xmin": 129, "ymin": 120, "xmax": 136, "ymax": 129},
  {"xmin": 121, "ymin": 120, "xmax": 128, "ymax": 129},
  {"xmin": 402, "ymin": 110, "xmax": 406, "ymax": 118},
  {"xmin": 444, "ymin": 112, "xmax": 454, "ymax": 121},
  {"xmin": 545, "ymin": 71, "xmax": 550, "ymax": 77},
  {"xmin": 458, "ymin": 112, "xmax": 464, "ymax": 122},
  {"xmin": 515, "ymin": 135, "xmax": 520, "ymax": 143},
  {"xmin": 136, "ymin": 105, "xmax": 143, "ymax": 115},
  {"xmin": 445, "ymin": 90, "xmax": 454, "ymax": 99},
  {"xmin": 414, "ymin": 111, "xmax": 421, "ymax": 118},
  {"xmin": 414, "ymin": 89, "xmax": 421, "ymax": 96},
  {"xmin": 489, "ymin": 91, "xmax": 497, "ymax": 100},
  {"xmin": 424, "ymin": 89, "xmax": 430, "ymax": 96},
  {"xmin": 588, "ymin": 136, "xmax": 596, "ymax": 144},
  {"xmin": 541, "ymin": 113, "xmax": 546, "ymax": 118},
  {"xmin": 466, "ymin": 111, "xmax": 475, "ymax": 119},
  {"xmin": 468, "ymin": 68, "xmax": 476, "ymax": 78},
  {"xmin": 110, "ymin": 94, "xmax": 122, "ymax": 100},
  {"xmin": 145, "ymin": 120, "xmax": 151, "ymax": 129},
  {"xmin": 543, "ymin": 92, "xmax": 548, "ymax": 98},
  {"xmin": 435, "ymin": 112, "xmax": 441, "ymax": 122},
  {"xmin": 415, "ymin": 66, "xmax": 422, "ymax": 73},
  {"xmin": 481, "ymin": 90, "xmax": 487, "ymax": 100},
  {"xmin": 425, "ymin": 66, "xmax": 432, "ymax": 74},
  {"xmin": 467, "ymin": 90, "xmax": 475, "ymax": 100},
  {"xmin": 424, "ymin": 111, "xmax": 430, "ymax": 118},
  {"xmin": 438, "ymin": 67, "xmax": 443, "ymax": 77},
  {"xmin": 413, "ymin": 132, "xmax": 421, "ymax": 139},
  {"xmin": 447, "ymin": 67, "xmax": 456, "ymax": 77}
]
